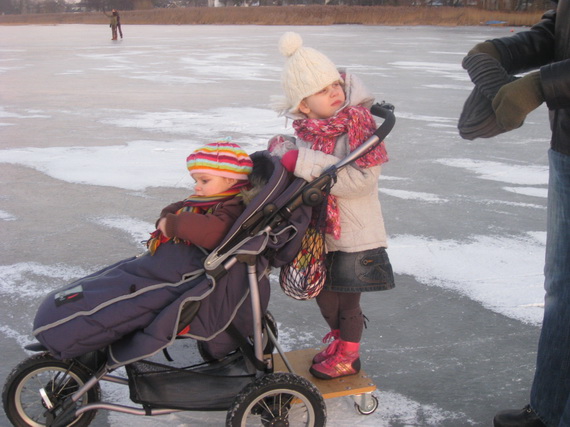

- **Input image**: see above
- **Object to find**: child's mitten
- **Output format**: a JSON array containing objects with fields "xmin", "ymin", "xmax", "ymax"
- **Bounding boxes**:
[{"xmin": 281, "ymin": 150, "xmax": 299, "ymax": 173}]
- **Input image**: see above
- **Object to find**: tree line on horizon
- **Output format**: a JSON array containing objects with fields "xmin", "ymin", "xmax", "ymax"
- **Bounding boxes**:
[{"xmin": 0, "ymin": 0, "xmax": 554, "ymax": 17}]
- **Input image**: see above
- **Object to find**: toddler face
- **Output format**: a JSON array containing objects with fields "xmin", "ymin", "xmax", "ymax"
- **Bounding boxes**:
[
  {"xmin": 192, "ymin": 173, "xmax": 237, "ymax": 196},
  {"xmin": 299, "ymin": 81, "xmax": 346, "ymax": 119}
]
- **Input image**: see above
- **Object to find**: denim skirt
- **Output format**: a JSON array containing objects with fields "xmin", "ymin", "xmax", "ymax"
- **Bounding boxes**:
[{"xmin": 323, "ymin": 247, "xmax": 395, "ymax": 293}]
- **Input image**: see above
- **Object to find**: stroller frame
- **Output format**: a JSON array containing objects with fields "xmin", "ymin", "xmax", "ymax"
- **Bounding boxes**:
[{"xmin": 2, "ymin": 103, "xmax": 395, "ymax": 427}]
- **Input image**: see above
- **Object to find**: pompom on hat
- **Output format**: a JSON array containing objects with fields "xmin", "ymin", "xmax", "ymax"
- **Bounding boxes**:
[
  {"xmin": 186, "ymin": 141, "xmax": 253, "ymax": 181},
  {"xmin": 278, "ymin": 32, "xmax": 341, "ymax": 114}
]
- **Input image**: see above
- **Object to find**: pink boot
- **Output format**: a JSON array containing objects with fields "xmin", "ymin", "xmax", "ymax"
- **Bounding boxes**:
[
  {"xmin": 312, "ymin": 329, "xmax": 340, "ymax": 364},
  {"xmin": 310, "ymin": 340, "xmax": 361, "ymax": 380}
]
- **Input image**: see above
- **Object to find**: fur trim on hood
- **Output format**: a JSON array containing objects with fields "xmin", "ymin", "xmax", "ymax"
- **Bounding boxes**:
[{"xmin": 241, "ymin": 173, "xmax": 267, "ymax": 206}]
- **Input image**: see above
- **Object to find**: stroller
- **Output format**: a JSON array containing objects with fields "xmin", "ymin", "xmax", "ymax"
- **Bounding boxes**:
[{"xmin": 2, "ymin": 103, "xmax": 395, "ymax": 427}]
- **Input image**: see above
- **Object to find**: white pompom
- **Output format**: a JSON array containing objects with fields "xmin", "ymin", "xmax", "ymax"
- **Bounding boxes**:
[{"xmin": 279, "ymin": 32, "xmax": 303, "ymax": 58}]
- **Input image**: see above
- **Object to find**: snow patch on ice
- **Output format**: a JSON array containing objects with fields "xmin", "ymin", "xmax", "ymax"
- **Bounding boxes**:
[
  {"xmin": 437, "ymin": 158, "xmax": 548, "ymax": 186},
  {"xmin": 275, "ymin": 322, "xmax": 321, "ymax": 353},
  {"xmin": 503, "ymin": 186, "xmax": 548, "ymax": 198},
  {"xmin": 390, "ymin": 232, "xmax": 546, "ymax": 325},
  {"xmin": 379, "ymin": 188, "xmax": 448, "ymax": 203},
  {"xmin": 425, "ymin": 84, "xmax": 472, "ymax": 91},
  {"xmin": 0, "ymin": 107, "xmax": 280, "ymax": 190},
  {"xmin": 0, "ymin": 141, "xmax": 198, "ymax": 191},
  {"xmin": 0, "ymin": 325, "xmax": 36, "ymax": 349},
  {"xmin": 0, "ymin": 106, "xmax": 49, "ymax": 120},
  {"xmin": 92, "ymin": 215, "xmax": 154, "ymax": 246},
  {"xmin": 396, "ymin": 111, "xmax": 456, "ymax": 124},
  {"xmin": 179, "ymin": 53, "xmax": 279, "ymax": 81},
  {"xmin": 0, "ymin": 262, "xmax": 90, "ymax": 299},
  {"xmin": 0, "ymin": 209, "xmax": 16, "ymax": 221},
  {"xmin": 391, "ymin": 61, "xmax": 462, "ymax": 72},
  {"xmin": 101, "ymin": 107, "xmax": 282, "ymax": 141},
  {"xmin": 368, "ymin": 390, "xmax": 474, "ymax": 426}
]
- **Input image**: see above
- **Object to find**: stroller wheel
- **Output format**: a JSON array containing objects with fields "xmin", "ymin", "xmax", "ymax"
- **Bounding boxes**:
[
  {"xmin": 2, "ymin": 352, "xmax": 100, "ymax": 427},
  {"xmin": 226, "ymin": 372, "xmax": 326, "ymax": 427}
]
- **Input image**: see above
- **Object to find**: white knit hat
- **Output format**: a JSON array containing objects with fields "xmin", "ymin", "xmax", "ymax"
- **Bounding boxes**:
[{"xmin": 278, "ymin": 32, "xmax": 341, "ymax": 114}]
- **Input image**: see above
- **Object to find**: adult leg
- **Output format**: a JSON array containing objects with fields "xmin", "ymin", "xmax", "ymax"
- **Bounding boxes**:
[{"xmin": 530, "ymin": 149, "xmax": 570, "ymax": 427}]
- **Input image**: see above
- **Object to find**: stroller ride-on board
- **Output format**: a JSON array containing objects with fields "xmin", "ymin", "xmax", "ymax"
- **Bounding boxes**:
[{"xmin": 2, "ymin": 103, "xmax": 395, "ymax": 427}]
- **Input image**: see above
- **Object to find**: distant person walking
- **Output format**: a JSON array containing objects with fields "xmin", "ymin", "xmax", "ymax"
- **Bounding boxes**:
[
  {"xmin": 116, "ymin": 10, "xmax": 123, "ymax": 39},
  {"xmin": 103, "ymin": 9, "xmax": 120, "ymax": 40}
]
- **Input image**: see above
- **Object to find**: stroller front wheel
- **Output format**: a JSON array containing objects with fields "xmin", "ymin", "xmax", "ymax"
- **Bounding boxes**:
[
  {"xmin": 2, "ymin": 352, "xmax": 100, "ymax": 427},
  {"xmin": 226, "ymin": 372, "xmax": 326, "ymax": 427}
]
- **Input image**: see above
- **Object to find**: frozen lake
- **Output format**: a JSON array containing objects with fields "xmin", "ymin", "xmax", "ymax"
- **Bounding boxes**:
[{"xmin": 0, "ymin": 23, "xmax": 550, "ymax": 426}]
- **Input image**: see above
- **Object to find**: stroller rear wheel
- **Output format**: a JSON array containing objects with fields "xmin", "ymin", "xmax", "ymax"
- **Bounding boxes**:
[
  {"xmin": 2, "ymin": 352, "xmax": 100, "ymax": 427},
  {"xmin": 226, "ymin": 372, "xmax": 326, "ymax": 427}
]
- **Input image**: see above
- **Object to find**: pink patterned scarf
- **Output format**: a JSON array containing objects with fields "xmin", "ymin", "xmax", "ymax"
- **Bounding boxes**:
[{"xmin": 292, "ymin": 105, "xmax": 388, "ymax": 239}]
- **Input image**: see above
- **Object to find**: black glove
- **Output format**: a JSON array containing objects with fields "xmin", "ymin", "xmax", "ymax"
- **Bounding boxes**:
[{"xmin": 491, "ymin": 71, "xmax": 544, "ymax": 131}]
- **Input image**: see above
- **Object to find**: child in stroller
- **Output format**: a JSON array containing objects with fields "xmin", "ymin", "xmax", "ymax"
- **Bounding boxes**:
[{"xmin": 31, "ymin": 140, "xmax": 261, "ymax": 363}]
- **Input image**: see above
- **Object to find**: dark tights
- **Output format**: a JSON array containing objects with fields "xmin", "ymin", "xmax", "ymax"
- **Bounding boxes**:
[{"xmin": 316, "ymin": 290, "xmax": 363, "ymax": 343}]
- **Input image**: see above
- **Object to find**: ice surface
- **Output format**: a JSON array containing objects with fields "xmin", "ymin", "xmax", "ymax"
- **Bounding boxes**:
[{"xmin": 0, "ymin": 23, "xmax": 551, "ymax": 426}]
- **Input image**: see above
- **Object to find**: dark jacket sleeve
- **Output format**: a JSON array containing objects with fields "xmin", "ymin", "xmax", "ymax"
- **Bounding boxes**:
[
  {"xmin": 491, "ymin": 10, "xmax": 556, "ymax": 74},
  {"xmin": 541, "ymin": 59, "xmax": 570, "ymax": 110},
  {"xmin": 162, "ymin": 198, "xmax": 245, "ymax": 250}
]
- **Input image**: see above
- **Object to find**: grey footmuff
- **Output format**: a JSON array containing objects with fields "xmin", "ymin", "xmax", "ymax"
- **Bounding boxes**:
[{"xmin": 458, "ymin": 53, "xmax": 519, "ymax": 140}]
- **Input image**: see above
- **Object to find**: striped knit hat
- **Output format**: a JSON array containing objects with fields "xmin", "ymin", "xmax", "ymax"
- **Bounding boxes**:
[{"xmin": 186, "ymin": 141, "xmax": 253, "ymax": 180}]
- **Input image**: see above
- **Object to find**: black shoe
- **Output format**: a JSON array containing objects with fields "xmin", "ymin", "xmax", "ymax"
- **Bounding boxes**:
[{"xmin": 493, "ymin": 405, "xmax": 546, "ymax": 427}]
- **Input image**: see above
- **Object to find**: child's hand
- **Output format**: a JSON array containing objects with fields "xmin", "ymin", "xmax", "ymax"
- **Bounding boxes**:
[
  {"xmin": 268, "ymin": 135, "xmax": 297, "ymax": 158},
  {"xmin": 281, "ymin": 150, "xmax": 299, "ymax": 173},
  {"xmin": 157, "ymin": 218, "xmax": 170, "ymax": 238}
]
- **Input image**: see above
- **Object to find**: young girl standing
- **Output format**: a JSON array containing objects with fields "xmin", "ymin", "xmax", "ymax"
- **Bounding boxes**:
[{"xmin": 269, "ymin": 32, "xmax": 395, "ymax": 380}]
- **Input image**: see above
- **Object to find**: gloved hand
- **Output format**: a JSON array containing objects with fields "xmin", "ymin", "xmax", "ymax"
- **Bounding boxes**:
[
  {"xmin": 466, "ymin": 41, "xmax": 501, "ymax": 62},
  {"xmin": 281, "ymin": 150, "xmax": 299, "ymax": 173},
  {"xmin": 492, "ymin": 71, "xmax": 544, "ymax": 131},
  {"xmin": 268, "ymin": 135, "xmax": 297, "ymax": 158}
]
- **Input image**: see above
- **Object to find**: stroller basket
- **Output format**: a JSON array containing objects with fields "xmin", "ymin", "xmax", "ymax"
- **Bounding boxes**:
[{"xmin": 126, "ymin": 352, "xmax": 256, "ymax": 411}]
